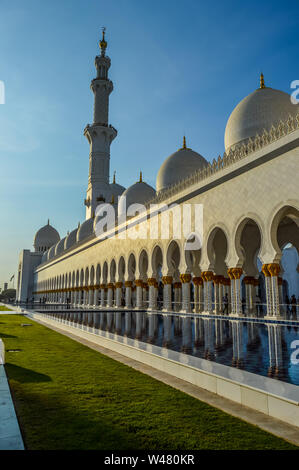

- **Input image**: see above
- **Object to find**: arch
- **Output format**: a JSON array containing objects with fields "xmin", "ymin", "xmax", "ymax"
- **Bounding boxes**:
[
  {"xmin": 270, "ymin": 204, "xmax": 299, "ymax": 257},
  {"xmin": 95, "ymin": 264, "xmax": 101, "ymax": 284},
  {"xmin": 102, "ymin": 261, "xmax": 108, "ymax": 283},
  {"xmin": 90, "ymin": 265, "xmax": 95, "ymax": 286},
  {"xmin": 110, "ymin": 259, "xmax": 116, "ymax": 282},
  {"xmin": 127, "ymin": 253, "xmax": 136, "ymax": 281},
  {"xmin": 206, "ymin": 226, "xmax": 228, "ymax": 274},
  {"xmin": 118, "ymin": 256, "xmax": 125, "ymax": 281},
  {"xmin": 138, "ymin": 249, "xmax": 149, "ymax": 279},
  {"xmin": 184, "ymin": 233, "xmax": 201, "ymax": 275},
  {"xmin": 234, "ymin": 217, "xmax": 262, "ymax": 276},
  {"xmin": 166, "ymin": 240, "xmax": 181, "ymax": 278},
  {"xmin": 151, "ymin": 244, "xmax": 163, "ymax": 279}
]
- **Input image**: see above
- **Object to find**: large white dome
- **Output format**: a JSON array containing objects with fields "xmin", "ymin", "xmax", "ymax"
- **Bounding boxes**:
[
  {"xmin": 34, "ymin": 221, "xmax": 60, "ymax": 253},
  {"xmin": 156, "ymin": 140, "xmax": 208, "ymax": 193},
  {"xmin": 225, "ymin": 81, "xmax": 299, "ymax": 152}
]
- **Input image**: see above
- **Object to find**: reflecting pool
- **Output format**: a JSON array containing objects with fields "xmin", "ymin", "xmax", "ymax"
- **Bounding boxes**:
[{"xmin": 36, "ymin": 309, "xmax": 299, "ymax": 386}]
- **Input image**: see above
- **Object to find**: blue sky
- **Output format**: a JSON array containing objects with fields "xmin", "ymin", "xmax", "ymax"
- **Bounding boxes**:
[{"xmin": 0, "ymin": 0, "xmax": 298, "ymax": 288}]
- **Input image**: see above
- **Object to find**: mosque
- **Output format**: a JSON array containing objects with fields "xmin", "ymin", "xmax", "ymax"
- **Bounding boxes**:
[{"xmin": 16, "ymin": 32, "xmax": 299, "ymax": 318}]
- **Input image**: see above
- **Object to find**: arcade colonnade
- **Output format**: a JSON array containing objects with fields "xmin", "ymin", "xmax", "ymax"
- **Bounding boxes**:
[{"xmin": 34, "ymin": 204, "xmax": 299, "ymax": 318}]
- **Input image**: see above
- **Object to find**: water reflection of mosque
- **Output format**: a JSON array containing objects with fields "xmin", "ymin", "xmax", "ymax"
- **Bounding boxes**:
[{"xmin": 57, "ymin": 311, "xmax": 290, "ymax": 382}]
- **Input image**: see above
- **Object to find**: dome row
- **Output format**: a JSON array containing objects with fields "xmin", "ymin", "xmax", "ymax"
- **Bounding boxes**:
[{"xmin": 37, "ymin": 76, "xmax": 299, "ymax": 263}]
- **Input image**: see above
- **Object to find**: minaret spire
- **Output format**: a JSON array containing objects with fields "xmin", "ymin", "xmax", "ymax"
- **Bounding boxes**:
[
  {"xmin": 83, "ymin": 30, "xmax": 117, "ymax": 219},
  {"xmin": 99, "ymin": 27, "xmax": 107, "ymax": 56}
]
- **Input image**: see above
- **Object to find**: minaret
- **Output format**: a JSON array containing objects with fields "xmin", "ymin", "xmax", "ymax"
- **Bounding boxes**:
[{"xmin": 84, "ymin": 29, "xmax": 117, "ymax": 219}]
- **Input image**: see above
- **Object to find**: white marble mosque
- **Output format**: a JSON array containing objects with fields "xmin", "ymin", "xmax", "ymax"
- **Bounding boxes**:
[{"xmin": 16, "ymin": 31, "xmax": 299, "ymax": 319}]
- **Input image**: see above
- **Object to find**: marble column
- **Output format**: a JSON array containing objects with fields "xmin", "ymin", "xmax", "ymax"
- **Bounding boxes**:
[
  {"xmin": 88, "ymin": 288, "xmax": 94, "ymax": 306},
  {"xmin": 148, "ymin": 278, "xmax": 158, "ymax": 310},
  {"xmin": 193, "ymin": 277, "xmax": 203, "ymax": 313},
  {"xmin": 232, "ymin": 268, "xmax": 243, "ymax": 316},
  {"xmin": 227, "ymin": 268, "xmax": 235, "ymax": 315},
  {"xmin": 100, "ymin": 284, "xmax": 106, "ymax": 307},
  {"xmin": 173, "ymin": 282, "xmax": 182, "ymax": 312},
  {"xmin": 135, "ymin": 279, "xmax": 144, "ymax": 309},
  {"xmin": 93, "ymin": 287, "xmax": 99, "ymax": 306},
  {"xmin": 180, "ymin": 273, "xmax": 192, "ymax": 313},
  {"xmin": 125, "ymin": 281, "xmax": 133, "ymax": 309},
  {"xmin": 107, "ymin": 283, "xmax": 114, "ymax": 307},
  {"xmin": 162, "ymin": 276, "xmax": 173, "ymax": 311},
  {"xmin": 268, "ymin": 263, "xmax": 281, "ymax": 318},
  {"xmin": 262, "ymin": 264, "xmax": 272, "ymax": 317},
  {"xmin": 115, "ymin": 282, "xmax": 123, "ymax": 307},
  {"xmin": 213, "ymin": 275, "xmax": 221, "ymax": 313},
  {"xmin": 202, "ymin": 271, "xmax": 214, "ymax": 314}
]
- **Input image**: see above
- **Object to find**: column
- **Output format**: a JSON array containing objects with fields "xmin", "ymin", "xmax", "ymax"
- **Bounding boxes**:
[
  {"xmin": 202, "ymin": 271, "xmax": 213, "ymax": 314},
  {"xmin": 278, "ymin": 277, "xmax": 284, "ymax": 315},
  {"xmin": 213, "ymin": 275, "xmax": 221, "ymax": 313},
  {"xmin": 125, "ymin": 281, "xmax": 132, "ymax": 309},
  {"xmin": 135, "ymin": 279, "xmax": 144, "ymax": 309},
  {"xmin": 115, "ymin": 282, "xmax": 123, "ymax": 307},
  {"xmin": 93, "ymin": 287, "xmax": 99, "ymax": 306},
  {"xmin": 218, "ymin": 276, "xmax": 224, "ymax": 314},
  {"xmin": 143, "ymin": 282, "xmax": 148, "ymax": 309},
  {"xmin": 148, "ymin": 278, "xmax": 158, "ymax": 310},
  {"xmin": 193, "ymin": 277, "xmax": 202, "ymax": 313},
  {"xmin": 227, "ymin": 268, "xmax": 235, "ymax": 315},
  {"xmin": 107, "ymin": 283, "xmax": 114, "ymax": 307},
  {"xmin": 232, "ymin": 268, "xmax": 243, "ymax": 316},
  {"xmin": 100, "ymin": 283, "xmax": 106, "ymax": 307},
  {"xmin": 88, "ymin": 287, "xmax": 94, "ymax": 306},
  {"xmin": 268, "ymin": 263, "xmax": 281, "ymax": 318},
  {"xmin": 180, "ymin": 274, "xmax": 192, "ymax": 313},
  {"xmin": 173, "ymin": 282, "xmax": 182, "ymax": 312},
  {"xmin": 162, "ymin": 276, "xmax": 173, "ymax": 311},
  {"xmin": 261, "ymin": 264, "xmax": 272, "ymax": 317}
]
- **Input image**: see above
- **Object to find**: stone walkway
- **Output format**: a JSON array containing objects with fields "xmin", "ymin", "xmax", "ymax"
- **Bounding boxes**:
[{"xmin": 0, "ymin": 365, "xmax": 24, "ymax": 450}]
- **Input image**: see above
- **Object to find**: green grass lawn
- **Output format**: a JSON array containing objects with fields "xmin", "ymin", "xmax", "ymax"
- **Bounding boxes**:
[
  {"xmin": 0, "ymin": 306, "xmax": 11, "ymax": 311},
  {"xmin": 0, "ymin": 314, "xmax": 297, "ymax": 450}
]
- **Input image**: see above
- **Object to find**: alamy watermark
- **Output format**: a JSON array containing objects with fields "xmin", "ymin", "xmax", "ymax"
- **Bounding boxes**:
[
  {"xmin": 290, "ymin": 80, "xmax": 299, "ymax": 104},
  {"xmin": 290, "ymin": 340, "xmax": 299, "ymax": 365},
  {"xmin": 0, "ymin": 81, "xmax": 5, "ymax": 104},
  {"xmin": 94, "ymin": 199, "xmax": 204, "ymax": 250}
]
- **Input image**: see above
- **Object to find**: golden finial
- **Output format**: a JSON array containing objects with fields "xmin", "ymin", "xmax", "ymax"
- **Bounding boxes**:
[
  {"xmin": 99, "ymin": 27, "xmax": 107, "ymax": 55},
  {"xmin": 47, "ymin": 219, "xmax": 50, "ymax": 225},
  {"xmin": 139, "ymin": 171, "xmax": 143, "ymax": 183},
  {"xmin": 260, "ymin": 73, "xmax": 265, "ymax": 89},
  {"xmin": 78, "ymin": 221, "xmax": 80, "ymax": 228},
  {"xmin": 179, "ymin": 136, "xmax": 188, "ymax": 151},
  {"xmin": 111, "ymin": 194, "xmax": 115, "ymax": 204},
  {"xmin": 113, "ymin": 170, "xmax": 116, "ymax": 184}
]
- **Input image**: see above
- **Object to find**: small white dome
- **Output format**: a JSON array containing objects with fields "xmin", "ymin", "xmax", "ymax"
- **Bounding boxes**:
[
  {"xmin": 47, "ymin": 244, "xmax": 56, "ymax": 260},
  {"xmin": 34, "ymin": 220, "xmax": 60, "ymax": 253},
  {"xmin": 225, "ymin": 82, "xmax": 299, "ymax": 152},
  {"xmin": 64, "ymin": 228, "xmax": 78, "ymax": 250},
  {"xmin": 118, "ymin": 175, "xmax": 156, "ymax": 215},
  {"xmin": 110, "ymin": 180, "xmax": 126, "ymax": 200},
  {"xmin": 76, "ymin": 218, "xmax": 94, "ymax": 242},
  {"xmin": 156, "ymin": 141, "xmax": 208, "ymax": 193},
  {"xmin": 55, "ymin": 237, "xmax": 66, "ymax": 256}
]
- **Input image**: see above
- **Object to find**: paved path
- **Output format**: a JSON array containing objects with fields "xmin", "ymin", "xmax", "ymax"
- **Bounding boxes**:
[{"xmin": 0, "ymin": 365, "xmax": 24, "ymax": 450}]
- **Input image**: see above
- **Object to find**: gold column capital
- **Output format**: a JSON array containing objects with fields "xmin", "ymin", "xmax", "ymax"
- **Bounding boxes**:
[
  {"xmin": 162, "ymin": 276, "xmax": 173, "ymax": 285},
  {"xmin": 267, "ymin": 263, "xmax": 280, "ymax": 277}
]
